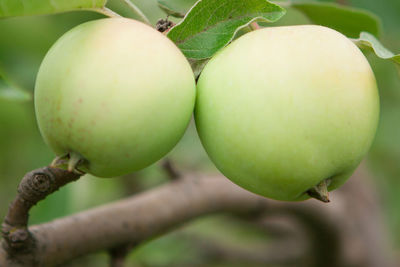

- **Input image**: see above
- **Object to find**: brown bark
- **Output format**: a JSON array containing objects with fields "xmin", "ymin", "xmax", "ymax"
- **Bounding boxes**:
[{"xmin": 0, "ymin": 167, "xmax": 394, "ymax": 267}]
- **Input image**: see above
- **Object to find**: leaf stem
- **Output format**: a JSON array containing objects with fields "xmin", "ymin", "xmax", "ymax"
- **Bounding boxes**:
[
  {"xmin": 92, "ymin": 7, "xmax": 122, "ymax": 18},
  {"xmin": 119, "ymin": 0, "xmax": 151, "ymax": 25}
]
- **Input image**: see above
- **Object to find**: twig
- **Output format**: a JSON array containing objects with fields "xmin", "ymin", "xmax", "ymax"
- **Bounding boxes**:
[
  {"xmin": 1, "ymin": 167, "xmax": 82, "ymax": 255},
  {"xmin": 161, "ymin": 158, "xmax": 181, "ymax": 180}
]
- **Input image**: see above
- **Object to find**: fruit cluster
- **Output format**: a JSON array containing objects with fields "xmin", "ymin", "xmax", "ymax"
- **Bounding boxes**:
[{"xmin": 35, "ymin": 18, "xmax": 379, "ymax": 202}]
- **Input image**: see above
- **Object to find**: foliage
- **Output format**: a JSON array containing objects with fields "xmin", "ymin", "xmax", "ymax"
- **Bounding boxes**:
[
  {"xmin": 290, "ymin": 1, "xmax": 381, "ymax": 37},
  {"xmin": 0, "ymin": 0, "xmax": 106, "ymax": 17},
  {"xmin": 352, "ymin": 32, "xmax": 400, "ymax": 66},
  {"xmin": 166, "ymin": 0, "xmax": 286, "ymax": 59}
]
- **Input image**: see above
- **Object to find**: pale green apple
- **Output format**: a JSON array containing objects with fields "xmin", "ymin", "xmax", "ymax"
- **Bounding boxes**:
[
  {"xmin": 195, "ymin": 25, "xmax": 379, "ymax": 201},
  {"xmin": 35, "ymin": 18, "xmax": 196, "ymax": 177}
]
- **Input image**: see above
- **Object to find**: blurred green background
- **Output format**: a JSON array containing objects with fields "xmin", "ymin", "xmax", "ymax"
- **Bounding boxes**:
[{"xmin": 0, "ymin": 0, "xmax": 399, "ymax": 266}]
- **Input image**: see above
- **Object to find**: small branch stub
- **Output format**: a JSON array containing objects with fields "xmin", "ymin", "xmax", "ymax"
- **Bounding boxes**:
[
  {"xmin": 109, "ymin": 244, "xmax": 135, "ymax": 267},
  {"xmin": 161, "ymin": 159, "xmax": 181, "ymax": 180}
]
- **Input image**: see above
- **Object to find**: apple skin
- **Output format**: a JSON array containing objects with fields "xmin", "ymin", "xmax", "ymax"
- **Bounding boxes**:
[
  {"xmin": 35, "ymin": 18, "xmax": 196, "ymax": 177},
  {"xmin": 195, "ymin": 25, "xmax": 379, "ymax": 201}
]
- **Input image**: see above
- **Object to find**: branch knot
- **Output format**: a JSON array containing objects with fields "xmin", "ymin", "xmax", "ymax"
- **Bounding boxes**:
[{"xmin": 18, "ymin": 169, "xmax": 55, "ymax": 203}]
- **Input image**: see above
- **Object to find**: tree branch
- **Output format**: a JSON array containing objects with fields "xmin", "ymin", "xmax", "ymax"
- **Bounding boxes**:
[
  {"xmin": 0, "ymin": 167, "xmax": 394, "ymax": 266},
  {"xmin": 0, "ymin": 173, "xmax": 268, "ymax": 266}
]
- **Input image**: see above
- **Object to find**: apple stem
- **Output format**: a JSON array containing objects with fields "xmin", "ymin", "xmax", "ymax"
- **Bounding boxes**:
[
  {"xmin": 50, "ymin": 153, "xmax": 69, "ymax": 168},
  {"xmin": 67, "ymin": 152, "xmax": 85, "ymax": 175},
  {"xmin": 307, "ymin": 180, "xmax": 330, "ymax": 203}
]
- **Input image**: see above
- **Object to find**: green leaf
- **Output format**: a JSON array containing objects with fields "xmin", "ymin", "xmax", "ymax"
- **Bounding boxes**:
[
  {"xmin": 167, "ymin": 0, "xmax": 286, "ymax": 59},
  {"xmin": 0, "ymin": 79, "xmax": 31, "ymax": 102},
  {"xmin": 0, "ymin": 0, "xmax": 107, "ymax": 18},
  {"xmin": 291, "ymin": 1, "xmax": 381, "ymax": 38},
  {"xmin": 189, "ymin": 58, "xmax": 209, "ymax": 79},
  {"xmin": 352, "ymin": 32, "xmax": 400, "ymax": 67},
  {"xmin": 157, "ymin": 0, "xmax": 197, "ymax": 18},
  {"xmin": 0, "ymin": 68, "xmax": 31, "ymax": 102}
]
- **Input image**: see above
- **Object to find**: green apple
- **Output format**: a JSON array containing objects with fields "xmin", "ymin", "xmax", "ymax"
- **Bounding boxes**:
[
  {"xmin": 195, "ymin": 25, "xmax": 379, "ymax": 202},
  {"xmin": 35, "ymin": 18, "xmax": 196, "ymax": 177}
]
